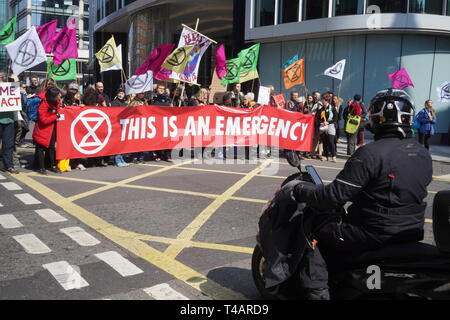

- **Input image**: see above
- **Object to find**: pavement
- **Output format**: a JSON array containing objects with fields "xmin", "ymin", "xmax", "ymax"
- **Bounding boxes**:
[{"xmin": 1, "ymin": 134, "xmax": 450, "ymax": 300}]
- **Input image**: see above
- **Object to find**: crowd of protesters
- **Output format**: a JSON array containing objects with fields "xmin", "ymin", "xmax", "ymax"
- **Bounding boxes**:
[{"xmin": 0, "ymin": 74, "xmax": 437, "ymax": 175}]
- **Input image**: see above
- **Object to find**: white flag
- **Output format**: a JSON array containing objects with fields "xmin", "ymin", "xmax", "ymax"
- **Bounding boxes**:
[
  {"xmin": 101, "ymin": 44, "xmax": 123, "ymax": 72},
  {"xmin": 5, "ymin": 26, "xmax": 47, "ymax": 76},
  {"xmin": 324, "ymin": 59, "xmax": 346, "ymax": 80},
  {"xmin": 125, "ymin": 70, "xmax": 153, "ymax": 95},
  {"xmin": 170, "ymin": 27, "xmax": 213, "ymax": 84},
  {"xmin": 436, "ymin": 81, "xmax": 450, "ymax": 103}
]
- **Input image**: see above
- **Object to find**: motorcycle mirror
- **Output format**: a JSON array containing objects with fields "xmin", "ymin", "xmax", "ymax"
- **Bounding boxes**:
[{"xmin": 285, "ymin": 150, "xmax": 302, "ymax": 171}]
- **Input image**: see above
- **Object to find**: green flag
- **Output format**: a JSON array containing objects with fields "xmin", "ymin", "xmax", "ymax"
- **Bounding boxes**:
[
  {"xmin": 221, "ymin": 58, "xmax": 242, "ymax": 86},
  {"xmin": 0, "ymin": 16, "xmax": 17, "ymax": 45},
  {"xmin": 162, "ymin": 45, "xmax": 195, "ymax": 74},
  {"xmin": 48, "ymin": 58, "xmax": 77, "ymax": 81},
  {"xmin": 237, "ymin": 43, "xmax": 260, "ymax": 74}
]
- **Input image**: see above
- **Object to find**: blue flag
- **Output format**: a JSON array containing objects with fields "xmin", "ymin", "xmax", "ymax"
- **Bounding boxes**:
[{"xmin": 283, "ymin": 54, "xmax": 299, "ymax": 69}]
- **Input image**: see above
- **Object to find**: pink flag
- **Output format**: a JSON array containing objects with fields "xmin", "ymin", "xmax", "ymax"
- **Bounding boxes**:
[
  {"xmin": 389, "ymin": 68, "xmax": 414, "ymax": 90},
  {"xmin": 36, "ymin": 20, "xmax": 58, "ymax": 53},
  {"xmin": 52, "ymin": 18, "xmax": 78, "ymax": 65},
  {"xmin": 215, "ymin": 44, "xmax": 227, "ymax": 80},
  {"xmin": 135, "ymin": 44, "xmax": 175, "ymax": 76}
]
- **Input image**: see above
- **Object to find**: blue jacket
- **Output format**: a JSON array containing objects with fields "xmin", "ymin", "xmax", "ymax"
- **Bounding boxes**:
[{"xmin": 418, "ymin": 108, "xmax": 437, "ymax": 135}]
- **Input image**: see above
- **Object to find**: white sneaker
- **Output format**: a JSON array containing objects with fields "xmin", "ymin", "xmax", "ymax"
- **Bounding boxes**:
[{"xmin": 77, "ymin": 164, "xmax": 87, "ymax": 171}]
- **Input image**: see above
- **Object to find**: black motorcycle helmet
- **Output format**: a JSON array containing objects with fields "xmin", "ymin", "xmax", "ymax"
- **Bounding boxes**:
[{"xmin": 367, "ymin": 88, "xmax": 415, "ymax": 138}]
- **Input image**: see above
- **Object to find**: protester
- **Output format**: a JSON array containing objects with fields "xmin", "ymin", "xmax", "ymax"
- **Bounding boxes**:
[
  {"xmin": 171, "ymin": 85, "xmax": 187, "ymax": 107},
  {"xmin": 357, "ymin": 99, "xmax": 368, "ymax": 147},
  {"xmin": 129, "ymin": 92, "xmax": 147, "ymax": 107},
  {"xmin": 26, "ymin": 76, "xmax": 40, "ymax": 97},
  {"xmin": 303, "ymin": 94, "xmax": 314, "ymax": 114},
  {"xmin": 318, "ymin": 93, "xmax": 337, "ymax": 162},
  {"xmin": 62, "ymin": 88, "xmax": 81, "ymax": 107},
  {"xmin": 111, "ymin": 88, "xmax": 129, "ymax": 107},
  {"xmin": 286, "ymin": 90, "xmax": 301, "ymax": 112},
  {"xmin": 32, "ymin": 87, "xmax": 62, "ymax": 175},
  {"xmin": 417, "ymin": 99, "xmax": 437, "ymax": 150},
  {"xmin": 222, "ymin": 93, "xmax": 233, "ymax": 107},
  {"xmin": 188, "ymin": 88, "xmax": 209, "ymax": 106},
  {"xmin": 95, "ymin": 82, "xmax": 111, "ymax": 106},
  {"xmin": 152, "ymin": 84, "xmax": 171, "ymax": 106},
  {"xmin": 243, "ymin": 93, "xmax": 256, "ymax": 109},
  {"xmin": 81, "ymin": 86, "xmax": 98, "ymax": 106},
  {"xmin": 230, "ymin": 83, "xmax": 244, "ymax": 108},
  {"xmin": 0, "ymin": 98, "xmax": 18, "ymax": 174},
  {"xmin": 346, "ymin": 94, "xmax": 363, "ymax": 155},
  {"xmin": 332, "ymin": 95, "xmax": 343, "ymax": 148}
]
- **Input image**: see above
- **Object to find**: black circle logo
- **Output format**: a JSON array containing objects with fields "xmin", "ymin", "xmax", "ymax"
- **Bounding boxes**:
[
  {"xmin": 394, "ymin": 74, "xmax": 409, "ymax": 89},
  {"xmin": 440, "ymin": 83, "xmax": 450, "ymax": 101},
  {"xmin": 286, "ymin": 61, "xmax": 302, "ymax": 82},
  {"xmin": 54, "ymin": 33, "xmax": 70, "ymax": 56},
  {"xmin": 166, "ymin": 48, "xmax": 187, "ymax": 67},
  {"xmin": 14, "ymin": 39, "xmax": 37, "ymax": 67},
  {"xmin": 224, "ymin": 61, "xmax": 239, "ymax": 81},
  {"xmin": 329, "ymin": 62, "xmax": 343, "ymax": 75},
  {"xmin": 241, "ymin": 48, "xmax": 256, "ymax": 71},
  {"xmin": 0, "ymin": 23, "xmax": 14, "ymax": 42},
  {"xmin": 52, "ymin": 59, "xmax": 71, "ymax": 76},
  {"xmin": 128, "ymin": 73, "xmax": 149, "ymax": 90},
  {"xmin": 98, "ymin": 44, "xmax": 115, "ymax": 64}
]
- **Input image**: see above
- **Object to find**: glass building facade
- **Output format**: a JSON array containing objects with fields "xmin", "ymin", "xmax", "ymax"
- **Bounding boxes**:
[
  {"xmin": 0, "ymin": 0, "xmax": 8, "ymax": 73},
  {"xmin": 247, "ymin": 0, "xmax": 450, "ymax": 143}
]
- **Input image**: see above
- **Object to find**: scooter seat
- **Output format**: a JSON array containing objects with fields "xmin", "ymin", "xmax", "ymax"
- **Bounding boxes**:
[{"xmin": 330, "ymin": 242, "xmax": 450, "ymax": 271}]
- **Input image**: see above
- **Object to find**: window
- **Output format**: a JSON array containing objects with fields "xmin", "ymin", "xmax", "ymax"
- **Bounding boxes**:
[
  {"xmin": 303, "ymin": 0, "xmax": 329, "ymax": 20},
  {"xmin": 254, "ymin": 0, "xmax": 275, "ymax": 27},
  {"xmin": 366, "ymin": 0, "xmax": 407, "ymax": 13},
  {"xmin": 334, "ymin": 0, "xmax": 365, "ymax": 16},
  {"xmin": 409, "ymin": 0, "xmax": 443, "ymax": 14},
  {"xmin": 279, "ymin": 0, "xmax": 299, "ymax": 23}
]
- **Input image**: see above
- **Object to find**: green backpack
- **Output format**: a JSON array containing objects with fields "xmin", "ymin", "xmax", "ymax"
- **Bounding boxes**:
[{"xmin": 345, "ymin": 114, "xmax": 361, "ymax": 134}]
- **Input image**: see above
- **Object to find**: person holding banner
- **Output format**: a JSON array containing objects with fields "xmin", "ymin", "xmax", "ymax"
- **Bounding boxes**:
[
  {"xmin": 32, "ymin": 87, "xmax": 62, "ymax": 175},
  {"xmin": 0, "ymin": 108, "xmax": 18, "ymax": 174}
]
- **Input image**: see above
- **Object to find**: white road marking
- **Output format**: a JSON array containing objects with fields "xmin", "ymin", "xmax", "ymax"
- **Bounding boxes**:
[
  {"xmin": 1, "ymin": 182, "xmax": 22, "ymax": 191},
  {"xmin": 35, "ymin": 209, "xmax": 67, "ymax": 223},
  {"xmin": 15, "ymin": 193, "xmax": 41, "ymax": 205},
  {"xmin": 0, "ymin": 203, "xmax": 3, "ymax": 207},
  {"xmin": 0, "ymin": 173, "xmax": 5, "ymax": 180},
  {"xmin": 60, "ymin": 227, "xmax": 101, "ymax": 246},
  {"xmin": 13, "ymin": 234, "xmax": 51, "ymax": 254},
  {"xmin": 436, "ymin": 174, "xmax": 450, "ymax": 180},
  {"xmin": 143, "ymin": 283, "xmax": 189, "ymax": 300},
  {"xmin": 95, "ymin": 251, "xmax": 144, "ymax": 277},
  {"xmin": 43, "ymin": 261, "xmax": 89, "ymax": 290},
  {"xmin": 0, "ymin": 214, "xmax": 23, "ymax": 229}
]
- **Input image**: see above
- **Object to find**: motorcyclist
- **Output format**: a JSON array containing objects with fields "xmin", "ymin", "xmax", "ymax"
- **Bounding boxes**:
[{"xmin": 275, "ymin": 89, "xmax": 433, "ymax": 300}]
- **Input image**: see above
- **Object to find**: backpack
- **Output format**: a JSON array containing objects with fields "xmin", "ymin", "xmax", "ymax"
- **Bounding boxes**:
[
  {"xmin": 26, "ymin": 96, "xmax": 42, "ymax": 121},
  {"xmin": 412, "ymin": 110, "xmax": 422, "ymax": 131}
]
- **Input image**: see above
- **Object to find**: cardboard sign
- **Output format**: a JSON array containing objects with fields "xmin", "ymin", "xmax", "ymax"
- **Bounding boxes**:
[
  {"xmin": 209, "ymin": 70, "xmax": 227, "ymax": 104},
  {"xmin": 0, "ymin": 82, "xmax": 22, "ymax": 113},
  {"xmin": 257, "ymin": 86, "xmax": 271, "ymax": 105},
  {"xmin": 273, "ymin": 94, "xmax": 286, "ymax": 108}
]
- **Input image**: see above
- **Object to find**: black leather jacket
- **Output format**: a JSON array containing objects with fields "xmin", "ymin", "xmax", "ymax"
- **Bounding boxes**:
[{"xmin": 294, "ymin": 132, "xmax": 433, "ymax": 245}]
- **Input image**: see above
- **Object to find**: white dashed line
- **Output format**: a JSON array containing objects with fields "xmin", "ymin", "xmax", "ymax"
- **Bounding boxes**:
[
  {"xmin": 60, "ymin": 227, "xmax": 101, "ymax": 246},
  {"xmin": 143, "ymin": 283, "xmax": 189, "ymax": 300},
  {"xmin": 0, "ymin": 203, "xmax": 3, "ymax": 207},
  {"xmin": 43, "ymin": 261, "xmax": 89, "ymax": 290},
  {"xmin": 95, "ymin": 251, "xmax": 144, "ymax": 277},
  {"xmin": 14, "ymin": 193, "xmax": 41, "ymax": 205},
  {"xmin": 13, "ymin": 234, "xmax": 52, "ymax": 254},
  {"xmin": 1, "ymin": 182, "xmax": 22, "ymax": 190},
  {"xmin": 35, "ymin": 209, "xmax": 67, "ymax": 223},
  {"xmin": 0, "ymin": 173, "xmax": 6, "ymax": 180},
  {"xmin": 0, "ymin": 214, "xmax": 23, "ymax": 229}
]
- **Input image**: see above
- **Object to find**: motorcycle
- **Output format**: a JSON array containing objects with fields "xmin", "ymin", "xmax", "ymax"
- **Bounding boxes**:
[{"xmin": 252, "ymin": 150, "xmax": 450, "ymax": 300}]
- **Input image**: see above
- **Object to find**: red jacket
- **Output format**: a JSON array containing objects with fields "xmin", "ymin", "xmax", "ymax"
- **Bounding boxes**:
[
  {"xmin": 349, "ymin": 102, "xmax": 362, "ymax": 116},
  {"xmin": 32, "ymin": 91, "xmax": 60, "ymax": 148}
]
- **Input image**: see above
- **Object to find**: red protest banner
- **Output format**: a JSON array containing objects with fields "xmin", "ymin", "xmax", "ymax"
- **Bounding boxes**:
[
  {"xmin": 273, "ymin": 94, "xmax": 286, "ymax": 109},
  {"xmin": 56, "ymin": 105, "xmax": 314, "ymax": 160}
]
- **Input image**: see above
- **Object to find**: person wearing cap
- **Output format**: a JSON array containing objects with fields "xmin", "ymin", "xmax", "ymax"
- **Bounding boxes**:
[{"xmin": 111, "ymin": 88, "xmax": 129, "ymax": 107}]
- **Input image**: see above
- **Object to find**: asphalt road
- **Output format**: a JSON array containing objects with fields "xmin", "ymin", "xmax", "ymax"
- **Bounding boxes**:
[{"xmin": 1, "ymin": 144, "xmax": 449, "ymax": 300}]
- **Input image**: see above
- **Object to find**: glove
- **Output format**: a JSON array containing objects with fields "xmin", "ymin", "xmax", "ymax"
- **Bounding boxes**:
[{"xmin": 274, "ymin": 180, "xmax": 303, "ymax": 204}]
